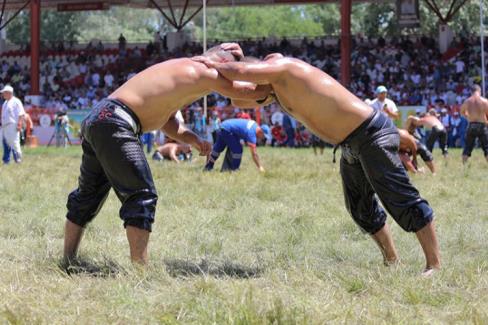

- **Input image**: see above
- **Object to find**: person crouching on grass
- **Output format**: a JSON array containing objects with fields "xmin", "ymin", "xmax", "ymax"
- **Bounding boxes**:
[
  {"xmin": 204, "ymin": 118, "xmax": 269, "ymax": 172},
  {"xmin": 63, "ymin": 43, "xmax": 272, "ymax": 266}
]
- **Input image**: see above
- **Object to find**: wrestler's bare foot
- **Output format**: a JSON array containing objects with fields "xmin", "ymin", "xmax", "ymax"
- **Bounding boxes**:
[
  {"xmin": 63, "ymin": 220, "xmax": 84, "ymax": 262},
  {"xmin": 416, "ymin": 221, "xmax": 441, "ymax": 272},
  {"xmin": 421, "ymin": 267, "xmax": 438, "ymax": 277},
  {"xmin": 371, "ymin": 224, "xmax": 399, "ymax": 265},
  {"xmin": 383, "ymin": 257, "xmax": 400, "ymax": 267},
  {"xmin": 126, "ymin": 226, "xmax": 150, "ymax": 265}
]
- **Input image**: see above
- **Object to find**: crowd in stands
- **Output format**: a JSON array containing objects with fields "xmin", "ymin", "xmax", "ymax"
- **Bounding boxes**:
[{"xmin": 0, "ymin": 34, "xmax": 485, "ymax": 148}]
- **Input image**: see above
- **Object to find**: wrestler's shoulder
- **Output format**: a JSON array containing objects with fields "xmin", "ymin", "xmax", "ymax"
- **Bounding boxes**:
[
  {"xmin": 148, "ymin": 58, "xmax": 207, "ymax": 78},
  {"xmin": 151, "ymin": 57, "xmax": 198, "ymax": 69}
]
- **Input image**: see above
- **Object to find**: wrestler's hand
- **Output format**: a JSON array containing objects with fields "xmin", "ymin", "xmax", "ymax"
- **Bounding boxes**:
[
  {"xmin": 259, "ymin": 166, "xmax": 266, "ymax": 173},
  {"xmin": 220, "ymin": 43, "xmax": 244, "ymax": 60},
  {"xmin": 192, "ymin": 56, "xmax": 217, "ymax": 69},
  {"xmin": 195, "ymin": 139, "xmax": 212, "ymax": 156}
]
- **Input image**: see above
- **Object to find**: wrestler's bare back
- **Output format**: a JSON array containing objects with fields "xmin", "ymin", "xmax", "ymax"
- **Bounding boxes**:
[
  {"xmin": 110, "ymin": 58, "xmax": 264, "ymax": 132},
  {"xmin": 160, "ymin": 143, "xmax": 189, "ymax": 157},
  {"xmin": 419, "ymin": 115, "xmax": 443, "ymax": 129},
  {"xmin": 213, "ymin": 57, "xmax": 373, "ymax": 144},
  {"xmin": 398, "ymin": 129, "xmax": 416, "ymax": 153},
  {"xmin": 461, "ymin": 95, "xmax": 488, "ymax": 123}
]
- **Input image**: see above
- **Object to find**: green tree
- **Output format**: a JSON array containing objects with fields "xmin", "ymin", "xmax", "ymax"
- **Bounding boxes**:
[
  {"xmin": 6, "ymin": 10, "xmax": 81, "ymax": 45},
  {"xmin": 4, "ymin": 11, "xmax": 30, "ymax": 45},
  {"xmin": 75, "ymin": 7, "xmax": 164, "ymax": 42},
  {"xmin": 4, "ymin": 2, "xmax": 487, "ymax": 47},
  {"xmin": 306, "ymin": 4, "xmax": 341, "ymax": 36},
  {"xmin": 193, "ymin": 6, "xmax": 324, "ymax": 41}
]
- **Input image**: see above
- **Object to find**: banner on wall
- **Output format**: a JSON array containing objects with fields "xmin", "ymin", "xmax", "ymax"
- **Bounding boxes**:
[
  {"xmin": 397, "ymin": 106, "xmax": 424, "ymax": 127},
  {"xmin": 397, "ymin": 0, "xmax": 420, "ymax": 28}
]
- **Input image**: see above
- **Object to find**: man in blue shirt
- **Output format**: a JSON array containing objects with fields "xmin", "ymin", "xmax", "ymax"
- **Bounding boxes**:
[{"xmin": 204, "ymin": 118, "xmax": 269, "ymax": 172}]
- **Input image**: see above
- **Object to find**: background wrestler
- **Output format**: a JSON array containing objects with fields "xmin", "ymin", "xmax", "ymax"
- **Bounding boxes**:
[
  {"xmin": 409, "ymin": 110, "xmax": 448, "ymax": 158},
  {"xmin": 153, "ymin": 142, "xmax": 192, "ymax": 163},
  {"xmin": 460, "ymin": 84, "xmax": 488, "ymax": 163}
]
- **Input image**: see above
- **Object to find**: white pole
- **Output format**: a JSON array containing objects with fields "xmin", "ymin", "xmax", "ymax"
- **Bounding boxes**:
[
  {"xmin": 481, "ymin": 0, "xmax": 486, "ymax": 96},
  {"xmin": 203, "ymin": 0, "xmax": 208, "ymax": 119}
]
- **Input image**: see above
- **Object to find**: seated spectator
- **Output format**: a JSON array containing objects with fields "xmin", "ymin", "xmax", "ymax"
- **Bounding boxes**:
[{"xmin": 271, "ymin": 123, "xmax": 287, "ymax": 147}]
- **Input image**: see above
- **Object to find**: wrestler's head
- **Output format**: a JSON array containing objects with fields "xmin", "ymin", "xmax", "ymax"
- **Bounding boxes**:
[
  {"xmin": 203, "ymin": 45, "xmax": 241, "ymax": 63},
  {"xmin": 471, "ymin": 84, "xmax": 481, "ymax": 95},
  {"xmin": 264, "ymin": 53, "xmax": 284, "ymax": 61}
]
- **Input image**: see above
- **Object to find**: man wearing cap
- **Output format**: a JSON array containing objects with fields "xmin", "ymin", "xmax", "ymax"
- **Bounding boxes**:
[
  {"xmin": 204, "ymin": 118, "xmax": 268, "ymax": 172},
  {"xmin": 1, "ymin": 85, "xmax": 25, "ymax": 164},
  {"xmin": 369, "ymin": 86, "xmax": 399, "ymax": 121}
]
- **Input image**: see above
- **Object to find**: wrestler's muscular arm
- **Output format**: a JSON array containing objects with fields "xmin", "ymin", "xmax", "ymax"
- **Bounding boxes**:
[
  {"xmin": 200, "ymin": 66, "xmax": 273, "ymax": 103},
  {"xmin": 169, "ymin": 146, "xmax": 180, "ymax": 163},
  {"xmin": 161, "ymin": 114, "xmax": 211, "ymax": 156},
  {"xmin": 206, "ymin": 59, "xmax": 285, "ymax": 108},
  {"xmin": 460, "ymin": 102, "xmax": 468, "ymax": 119},
  {"xmin": 231, "ymin": 83, "xmax": 275, "ymax": 108},
  {"xmin": 399, "ymin": 129, "xmax": 418, "ymax": 173},
  {"xmin": 406, "ymin": 134, "xmax": 418, "ymax": 170},
  {"xmin": 209, "ymin": 59, "xmax": 285, "ymax": 85}
]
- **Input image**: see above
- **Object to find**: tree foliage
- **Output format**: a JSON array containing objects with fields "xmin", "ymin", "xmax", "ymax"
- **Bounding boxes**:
[
  {"xmin": 75, "ymin": 7, "xmax": 163, "ymax": 43},
  {"xmin": 3, "ymin": 2, "xmax": 486, "ymax": 46},
  {"xmin": 6, "ymin": 10, "xmax": 80, "ymax": 45},
  {"xmin": 193, "ymin": 6, "xmax": 323, "ymax": 40}
]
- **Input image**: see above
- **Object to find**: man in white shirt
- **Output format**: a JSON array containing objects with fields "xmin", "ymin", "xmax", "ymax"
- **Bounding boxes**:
[
  {"xmin": 104, "ymin": 72, "xmax": 114, "ymax": 88},
  {"xmin": 369, "ymin": 85, "xmax": 399, "ymax": 120},
  {"xmin": 1, "ymin": 85, "xmax": 25, "ymax": 163},
  {"xmin": 271, "ymin": 105, "xmax": 284, "ymax": 126},
  {"xmin": 455, "ymin": 59, "xmax": 465, "ymax": 74}
]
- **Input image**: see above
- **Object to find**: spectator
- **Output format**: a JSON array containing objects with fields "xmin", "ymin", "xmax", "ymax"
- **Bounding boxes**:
[
  {"xmin": 0, "ymin": 85, "xmax": 25, "ymax": 164},
  {"xmin": 104, "ymin": 72, "xmax": 114, "ymax": 88},
  {"xmin": 369, "ymin": 85, "xmax": 399, "ymax": 120},
  {"xmin": 118, "ymin": 34, "xmax": 127, "ymax": 51},
  {"xmin": 448, "ymin": 111, "xmax": 466, "ymax": 147},
  {"xmin": 282, "ymin": 114, "xmax": 295, "ymax": 147}
]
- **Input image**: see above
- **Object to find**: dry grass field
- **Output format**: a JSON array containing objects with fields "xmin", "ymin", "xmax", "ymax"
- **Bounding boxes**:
[{"xmin": 0, "ymin": 146, "xmax": 487, "ymax": 324}]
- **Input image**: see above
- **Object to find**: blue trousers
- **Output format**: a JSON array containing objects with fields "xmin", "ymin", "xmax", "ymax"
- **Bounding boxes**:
[
  {"xmin": 204, "ymin": 129, "xmax": 243, "ymax": 171},
  {"xmin": 2, "ymin": 137, "xmax": 18, "ymax": 164},
  {"xmin": 141, "ymin": 132, "xmax": 154, "ymax": 154}
]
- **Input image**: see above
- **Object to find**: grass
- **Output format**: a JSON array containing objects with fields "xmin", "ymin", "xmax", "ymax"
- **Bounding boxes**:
[{"xmin": 0, "ymin": 146, "xmax": 487, "ymax": 324}]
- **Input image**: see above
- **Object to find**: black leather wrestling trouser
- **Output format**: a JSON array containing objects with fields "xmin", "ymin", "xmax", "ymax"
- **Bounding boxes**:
[
  {"xmin": 463, "ymin": 122, "xmax": 488, "ymax": 157},
  {"xmin": 66, "ymin": 99, "xmax": 158, "ymax": 232},
  {"xmin": 426, "ymin": 126, "xmax": 448, "ymax": 156},
  {"xmin": 415, "ymin": 140, "xmax": 434, "ymax": 162},
  {"xmin": 340, "ymin": 110, "xmax": 433, "ymax": 234}
]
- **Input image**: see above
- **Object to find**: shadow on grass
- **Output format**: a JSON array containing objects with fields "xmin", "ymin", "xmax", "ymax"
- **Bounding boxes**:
[
  {"xmin": 58, "ymin": 257, "xmax": 125, "ymax": 277},
  {"xmin": 164, "ymin": 258, "xmax": 263, "ymax": 279}
]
